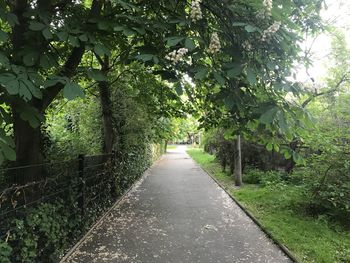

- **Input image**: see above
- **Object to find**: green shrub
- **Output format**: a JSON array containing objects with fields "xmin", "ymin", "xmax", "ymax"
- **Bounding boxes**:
[
  {"xmin": 303, "ymin": 153, "xmax": 350, "ymax": 222},
  {"xmin": 10, "ymin": 202, "xmax": 77, "ymax": 262},
  {"xmin": 260, "ymin": 170, "xmax": 286, "ymax": 187},
  {"xmin": 243, "ymin": 168, "xmax": 265, "ymax": 184},
  {"xmin": 243, "ymin": 168, "xmax": 286, "ymax": 187},
  {"xmin": 0, "ymin": 240, "xmax": 12, "ymax": 263}
]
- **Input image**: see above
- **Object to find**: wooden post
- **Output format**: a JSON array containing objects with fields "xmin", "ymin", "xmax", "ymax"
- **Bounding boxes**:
[
  {"xmin": 234, "ymin": 135, "xmax": 243, "ymax": 186},
  {"xmin": 78, "ymin": 154, "xmax": 85, "ymax": 216}
]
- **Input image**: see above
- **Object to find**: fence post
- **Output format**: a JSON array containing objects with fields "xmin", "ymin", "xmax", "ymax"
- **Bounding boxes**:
[{"xmin": 78, "ymin": 154, "xmax": 85, "ymax": 217}]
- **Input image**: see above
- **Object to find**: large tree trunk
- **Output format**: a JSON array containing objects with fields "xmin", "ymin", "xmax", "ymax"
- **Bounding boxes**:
[
  {"xmin": 99, "ymin": 80, "xmax": 114, "ymax": 153},
  {"xmin": 234, "ymin": 135, "xmax": 242, "ymax": 186},
  {"xmin": 12, "ymin": 111, "xmax": 44, "ymax": 184},
  {"xmin": 8, "ymin": 0, "xmax": 102, "ymax": 175}
]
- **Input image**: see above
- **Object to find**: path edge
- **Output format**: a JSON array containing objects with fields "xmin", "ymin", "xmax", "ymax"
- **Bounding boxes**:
[
  {"xmin": 187, "ymin": 152, "xmax": 300, "ymax": 263},
  {"xmin": 59, "ymin": 155, "xmax": 164, "ymax": 262}
]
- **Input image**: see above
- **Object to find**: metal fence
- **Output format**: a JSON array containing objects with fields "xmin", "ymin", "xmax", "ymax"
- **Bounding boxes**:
[{"xmin": 0, "ymin": 153, "xmax": 116, "ymax": 242}]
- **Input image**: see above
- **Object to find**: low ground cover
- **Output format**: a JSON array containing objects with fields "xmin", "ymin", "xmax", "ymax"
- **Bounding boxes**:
[{"xmin": 187, "ymin": 148, "xmax": 350, "ymax": 263}]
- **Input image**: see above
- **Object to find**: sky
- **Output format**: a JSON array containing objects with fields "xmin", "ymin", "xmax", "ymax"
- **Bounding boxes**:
[{"xmin": 296, "ymin": 0, "xmax": 350, "ymax": 84}]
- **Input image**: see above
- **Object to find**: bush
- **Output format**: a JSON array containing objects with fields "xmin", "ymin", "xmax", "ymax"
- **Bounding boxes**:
[
  {"xmin": 260, "ymin": 170, "xmax": 286, "ymax": 187},
  {"xmin": 306, "ymin": 155, "xmax": 350, "ymax": 221},
  {"xmin": 243, "ymin": 168, "xmax": 286, "ymax": 187},
  {"xmin": 9, "ymin": 202, "xmax": 77, "ymax": 262},
  {"xmin": 0, "ymin": 240, "xmax": 12, "ymax": 263},
  {"xmin": 243, "ymin": 168, "xmax": 265, "ymax": 184}
]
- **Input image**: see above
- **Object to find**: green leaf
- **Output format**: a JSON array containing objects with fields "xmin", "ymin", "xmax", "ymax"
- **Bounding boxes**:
[
  {"xmin": 245, "ymin": 25, "xmax": 258, "ymax": 33},
  {"xmin": 165, "ymin": 36, "xmax": 184, "ymax": 47},
  {"xmin": 94, "ymin": 44, "xmax": 110, "ymax": 57},
  {"xmin": 153, "ymin": 56, "xmax": 159, "ymax": 64},
  {"xmin": 175, "ymin": 84, "xmax": 183, "ymax": 96},
  {"xmin": 283, "ymin": 150, "xmax": 292, "ymax": 160},
  {"xmin": 23, "ymin": 51, "xmax": 39, "ymax": 66},
  {"xmin": 185, "ymin": 38, "xmax": 196, "ymax": 51},
  {"xmin": 18, "ymin": 80, "xmax": 32, "ymax": 100},
  {"xmin": 293, "ymin": 152, "xmax": 304, "ymax": 165},
  {"xmin": 21, "ymin": 79, "xmax": 42, "ymax": 99},
  {"xmin": 19, "ymin": 106, "xmax": 42, "ymax": 128},
  {"xmin": 224, "ymin": 96, "xmax": 235, "ymax": 109},
  {"xmin": 79, "ymin": 34, "xmax": 88, "ymax": 42},
  {"xmin": 0, "ymin": 52, "xmax": 9, "ymax": 67},
  {"xmin": 194, "ymin": 68, "xmax": 208, "ymax": 80},
  {"xmin": 38, "ymin": 57, "xmax": 49, "ymax": 71},
  {"xmin": 6, "ymin": 13, "xmax": 19, "ymax": 27},
  {"xmin": 63, "ymin": 82, "xmax": 85, "ymax": 100},
  {"xmin": 0, "ymin": 73, "xmax": 19, "ymax": 95},
  {"xmin": 135, "ymin": 54, "xmax": 154, "ymax": 62},
  {"xmin": 226, "ymin": 66, "xmax": 242, "ymax": 78},
  {"xmin": 56, "ymin": 31, "xmax": 68, "ymax": 41},
  {"xmin": 132, "ymin": 27, "xmax": 146, "ymax": 35},
  {"xmin": 44, "ymin": 76, "xmax": 67, "ymax": 87},
  {"xmin": 122, "ymin": 29, "xmax": 136, "ymax": 36},
  {"xmin": 277, "ymin": 111, "xmax": 288, "ymax": 133},
  {"xmin": 87, "ymin": 70, "xmax": 107, "ymax": 81},
  {"xmin": 213, "ymin": 72, "xmax": 225, "ymax": 85},
  {"xmin": 69, "ymin": 35, "xmax": 80, "ymax": 47},
  {"xmin": 266, "ymin": 142, "xmax": 273, "ymax": 151},
  {"xmin": 97, "ymin": 21, "xmax": 109, "ymax": 30},
  {"xmin": 29, "ymin": 21, "xmax": 46, "ymax": 31},
  {"xmin": 246, "ymin": 68, "xmax": 257, "ymax": 85},
  {"xmin": 42, "ymin": 28, "xmax": 53, "ymax": 39},
  {"xmin": 0, "ymin": 30, "xmax": 8, "ymax": 42},
  {"xmin": 0, "ymin": 141, "xmax": 16, "ymax": 161},
  {"xmin": 232, "ymin": 22, "xmax": 247, "ymax": 27},
  {"xmin": 259, "ymin": 107, "xmax": 278, "ymax": 124},
  {"xmin": 267, "ymin": 62, "xmax": 275, "ymax": 70},
  {"xmin": 113, "ymin": 26, "xmax": 125, "ymax": 31}
]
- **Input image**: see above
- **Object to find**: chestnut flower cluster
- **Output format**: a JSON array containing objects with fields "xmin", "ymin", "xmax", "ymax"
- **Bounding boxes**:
[
  {"xmin": 261, "ymin": 21, "xmax": 281, "ymax": 42},
  {"xmin": 165, "ymin": 48, "xmax": 189, "ymax": 64},
  {"xmin": 190, "ymin": 0, "xmax": 202, "ymax": 22},
  {"xmin": 263, "ymin": 0, "xmax": 273, "ymax": 14},
  {"xmin": 208, "ymin": 32, "xmax": 221, "ymax": 54},
  {"xmin": 256, "ymin": 0, "xmax": 273, "ymax": 19},
  {"xmin": 242, "ymin": 41, "xmax": 252, "ymax": 51}
]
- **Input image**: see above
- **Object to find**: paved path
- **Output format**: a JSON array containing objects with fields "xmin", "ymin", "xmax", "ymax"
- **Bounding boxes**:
[{"xmin": 64, "ymin": 146, "xmax": 291, "ymax": 263}]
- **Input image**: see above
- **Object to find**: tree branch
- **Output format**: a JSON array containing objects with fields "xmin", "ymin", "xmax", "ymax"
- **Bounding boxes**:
[
  {"xmin": 41, "ymin": 0, "xmax": 104, "ymax": 111},
  {"xmin": 301, "ymin": 73, "xmax": 349, "ymax": 108}
]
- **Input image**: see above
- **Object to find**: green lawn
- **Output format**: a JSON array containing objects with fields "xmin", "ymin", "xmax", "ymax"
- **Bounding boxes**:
[
  {"xmin": 166, "ymin": 145, "xmax": 177, "ymax": 150},
  {"xmin": 187, "ymin": 148, "xmax": 350, "ymax": 263}
]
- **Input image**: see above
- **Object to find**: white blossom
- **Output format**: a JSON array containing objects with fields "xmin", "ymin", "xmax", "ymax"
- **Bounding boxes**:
[
  {"xmin": 165, "ymin": 48, "xmax": 189, "ymax": 64},
  {"xmin": 263, "ymin": 0, "xmax": 273, "ymax": 14},
  {"xmin": 208, "ymin": 32, "xmax": 221, "ymax": 54},
  {"xmin": 242, "ymin": 41, "xmax": 252, "ymax": 51},
  {"xmin": 257, "ymin": 0, "xmax": 273, "ymax": 19},
  {"xmin": 261, "ymin": 21, "xmax": 281, "ymax": 42},
  {"xmin": 190, "ymin": 0, "xmax": 202, "ymax": 22}
]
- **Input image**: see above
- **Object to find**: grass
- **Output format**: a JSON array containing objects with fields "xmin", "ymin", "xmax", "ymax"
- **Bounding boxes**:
[
  {"xmin": 187, "ymin": 148, "xmax": 350, "ymax": 263},
  {"xmin": 166, "ymin": 145, "xmax": 177, "ymax": 150}
]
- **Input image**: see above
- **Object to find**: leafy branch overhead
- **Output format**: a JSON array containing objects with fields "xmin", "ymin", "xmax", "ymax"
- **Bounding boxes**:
[{"xmin": 0, "ymin": 0, "xmax": 323, "ymax": 164}]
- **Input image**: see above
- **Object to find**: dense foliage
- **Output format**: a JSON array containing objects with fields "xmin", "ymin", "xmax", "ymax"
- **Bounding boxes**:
[{"xmin": 3, "ymin": 0, "xmax": 346, "ymax": 261}]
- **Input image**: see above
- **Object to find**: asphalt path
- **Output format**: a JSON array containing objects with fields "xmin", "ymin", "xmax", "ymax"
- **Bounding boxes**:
[{"xmin": 64, "ymin": 146, "xmax": 291, "ymax": 263}]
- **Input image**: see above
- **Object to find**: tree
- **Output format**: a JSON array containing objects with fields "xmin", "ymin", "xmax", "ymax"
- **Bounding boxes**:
[
  {"xmin": 0, "ymin": 1, "xmax": 105, "ymax": 167},
  {"xmin": 0, "ymin": 0, "xmax": 323, "ymax": 179}
]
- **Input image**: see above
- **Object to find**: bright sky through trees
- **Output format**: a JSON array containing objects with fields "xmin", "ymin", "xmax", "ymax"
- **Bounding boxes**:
[{"xmin": 297, "ymin": 0, "xmax": 350, "ymax": 84}]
